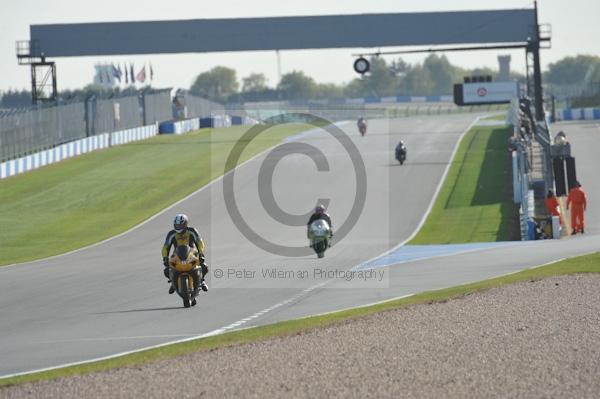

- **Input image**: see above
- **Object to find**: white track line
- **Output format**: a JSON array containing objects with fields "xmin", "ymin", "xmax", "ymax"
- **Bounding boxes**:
[{"xmin": 0, "ymin": 281, "xmax": 330, "ymax": 379}]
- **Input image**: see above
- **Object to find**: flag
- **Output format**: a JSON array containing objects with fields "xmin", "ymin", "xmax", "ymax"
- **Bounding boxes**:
[
  {"xmin": 136, "ymin": 65, "xmax": 146, "ymax": 83},
  {"xmin": 130, "ymin": 63, "xmax": 135, "ymax": 84},
  {"xmin": 112, "ymin": 64, "xmax": 121, "ymax": 83},
  {"xmin": 150, "ymin": 63, "xmax": 154, "ymax": 82}
]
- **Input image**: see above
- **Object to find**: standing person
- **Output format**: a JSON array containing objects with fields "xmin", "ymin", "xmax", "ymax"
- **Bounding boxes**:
[
  {"xmin": 545, "ymin": 190, "xmax": 563, "ymax": 226},
  {"xmin": 566, "ymin": 181, "xmax": 587, "ymax": 234}
]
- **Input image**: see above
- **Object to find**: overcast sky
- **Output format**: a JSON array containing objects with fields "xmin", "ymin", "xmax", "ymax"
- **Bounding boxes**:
[{"xmin": 1, "ymin": 0, "xmax": 599, "ymax": 93}]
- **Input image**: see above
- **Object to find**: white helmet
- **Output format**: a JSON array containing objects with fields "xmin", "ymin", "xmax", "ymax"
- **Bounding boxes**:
[{"xmin": 174, "ymin": 214, "xmax": 189, "ymax": 233}]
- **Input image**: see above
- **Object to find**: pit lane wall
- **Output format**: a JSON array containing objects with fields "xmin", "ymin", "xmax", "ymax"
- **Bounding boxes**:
[{"xmin": 508, "ymin": 100, "xmax": 537, "ymax": 240}]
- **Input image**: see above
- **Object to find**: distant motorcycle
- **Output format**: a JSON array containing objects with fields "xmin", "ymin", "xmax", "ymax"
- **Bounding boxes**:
[
  {"xmin": 168, "ymin": 245, "xmax": 202, "ymax": 308},
  {"xmin": 308, "ymin": 219, "xmax": 332, "ymax": 258},
  {"xmin": 357, "ymin": 118, "xmax": 367, "ymax": 136},
  {"xmin": 395, "ymin": 144, "xmax": 407, "ymax": 165}
]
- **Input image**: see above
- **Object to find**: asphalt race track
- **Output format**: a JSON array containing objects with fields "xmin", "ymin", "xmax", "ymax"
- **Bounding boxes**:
[{"xmin": 0, "ymin": 116, "xmax": 598, "ymax": 377}]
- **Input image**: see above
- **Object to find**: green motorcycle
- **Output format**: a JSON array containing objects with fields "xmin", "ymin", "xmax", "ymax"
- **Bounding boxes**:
[{"xmin": 308, "ymin": 219, "xmax": 332, "ymax": 258}]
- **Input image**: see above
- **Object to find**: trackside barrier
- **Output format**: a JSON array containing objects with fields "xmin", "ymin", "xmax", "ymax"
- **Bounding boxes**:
[
  {"xmin": 509, "ymin": 100, "xmax": 535, "ymax": 240},
  {"xmin": 231, "ymin": 116, "xmax": 259, "ymax": 126},
  {"xmin": 555, "ymin": 107, "xmax": 600, "ymax": 121},
  {"xmin": 209, "ymin": 115, "xmax": 232, "ymax": 128},
  {"xmin": 0, "ymin": 125, "xmax": 157, "ymax": 180},
  {"xmin": 159, "ymin": 118, "xmax": 200, "ymax": 135},
  {"xmin": 287, "ymin": 95, "xmax": 454, "ymax": 106},
  {"xmin": 159, "ymin": 115, "xmax": 258, "ymax": 134}
]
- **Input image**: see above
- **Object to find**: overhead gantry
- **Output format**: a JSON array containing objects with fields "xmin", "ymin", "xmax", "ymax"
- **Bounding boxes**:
[{"xmin": 17, "ymin": 4, "xmax": 549, "ymax": 119}]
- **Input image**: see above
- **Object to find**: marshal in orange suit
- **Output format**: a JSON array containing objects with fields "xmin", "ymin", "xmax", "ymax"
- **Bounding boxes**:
[
  {"xmin": 566, "ymin": 181, "xmax": 587, "ymax": 234},
  {"xmin": 544, "ymin": 190, "xmax": 563, "ymax": 226}
]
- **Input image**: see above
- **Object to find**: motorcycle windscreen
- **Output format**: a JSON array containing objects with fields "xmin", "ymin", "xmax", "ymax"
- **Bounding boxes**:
[{"xmin": 309, "ymin": 219, "xmax": 330, "ymax": 238}]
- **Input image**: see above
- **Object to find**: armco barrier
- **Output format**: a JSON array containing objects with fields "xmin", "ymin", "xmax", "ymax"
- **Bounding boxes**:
[
  {"xmin": 312, "ymin": 95, "xmax": 453, "ymax": 106},
  {"xmin": 198, "ymin": 116, "xmax": 233, "ymax": 129},
  {"xmin": 556, "ymin": 107, "xmax": 600, "ymax": 121},
  {"xmin": 159, "ymin": 118, "xmax": 200, "ymax": 134},
  {"xmin": 231, "ymin": 116, "xmax": 259, "ymax": 126},
  {"xmin": 161, "ymin": 114, "xmax": 259, "ymax": 133},
  {"xmin": 0, "ymin": 125, "xmax": 157, "ymax": 180},
  {"xmin": 160, "ymin": 115, "xmax": 248, "ymax": 133}
]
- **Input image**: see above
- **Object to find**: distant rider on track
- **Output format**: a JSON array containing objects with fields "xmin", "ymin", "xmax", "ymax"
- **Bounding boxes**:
[
  {"xmin": 162, "ymin": 214, "xmax": 208, "ymax": 293},
  {"xmin": 395, "ymin": 140, "xmax": 407, "ymax": 157},
  {"xmin": 357, "ymin": 117, "xmax": 367, "ymax": 135}
]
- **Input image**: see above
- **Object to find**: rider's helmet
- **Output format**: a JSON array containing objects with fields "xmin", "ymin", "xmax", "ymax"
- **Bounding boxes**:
[
  {"xmin": 315, "ymin": 204, "xmax": 325, "ymax": 214},
  {"xmin": 174, "ymin": 214, "xmax": 189, "ymax": 233}
]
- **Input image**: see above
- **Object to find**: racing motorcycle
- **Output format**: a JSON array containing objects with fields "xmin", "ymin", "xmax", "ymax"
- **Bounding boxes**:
[
  {"xmin": 308, "ymin": 219, "xmax": 332, "ymax": 258},
  {"xmin": 168, "ymin": 245, "xmax": 201, "ymax": 308},
  {"xmin": 395, "ymin": 144, "xmax": 407, "ymax": 165},
  {"xmin": 357, "ymin": 118, "xmax": 367, "ymax": 136}
]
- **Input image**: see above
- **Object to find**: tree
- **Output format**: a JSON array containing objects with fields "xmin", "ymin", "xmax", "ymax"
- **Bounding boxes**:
[
  {"xmin": 390, "ymin": 58, "xmax": 410, "ymax": 77},
  {"xmin": 423, "ymin": 54, "xmax": 462, "ymax": 95},
  {"xmin": 242, "ymin": 73, "xmax": 268, "ymax": 92},
  {"xmin": 0, "ymin": 90, "xmax": 32, "ymax": 108},
  {"xmin": 360, "ymin": 56, "xmax": 399, "ymax": 97},
  {"xmin": 343, "ymin": 78, "xmax": 366, "ymax": 98},
  {"xmin": 545, "ymin": 55, "xmax": 600, "ymax": 85},
  {"xmin": 315, "ymin": 83, "xmax": 343, "ymax": 99},
  {"xmin": 190, "ymin": 66, "xmax": 239, "ymax": 102},
  {"xmin": 400, "ymin": 65, "xmax": 435, "ymax": 96},
  {"xmin": 277, "ymin": 71, "xmax": 317, "ymax": 100}
]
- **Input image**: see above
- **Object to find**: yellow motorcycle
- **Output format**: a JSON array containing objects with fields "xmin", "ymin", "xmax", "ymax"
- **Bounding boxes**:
[{"xmin": 169, "ymin": 245, "xmax": 201, "ymax": 308}]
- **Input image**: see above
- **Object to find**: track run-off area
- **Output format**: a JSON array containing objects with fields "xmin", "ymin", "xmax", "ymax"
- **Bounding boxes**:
[{"xmin": 0, "ymin": 115, "xmax": 598, "ymax": 377}]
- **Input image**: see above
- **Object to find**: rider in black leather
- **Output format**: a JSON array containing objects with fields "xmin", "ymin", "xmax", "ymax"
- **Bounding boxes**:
[{"xmin": 395, "ymin": 140, "xmax": 407, "ymax": 156}]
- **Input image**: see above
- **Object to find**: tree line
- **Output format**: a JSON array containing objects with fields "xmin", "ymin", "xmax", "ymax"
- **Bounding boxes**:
[
  {"xmin": 2, "ymin": 54, "xmax": 599, "ymax": 108},
  {"xmin": 161, "ymin": 54, "xmax": 600, "ymax": 104},
  {"xmin": 190, "ymin": 54, "xmax": 516, "ymax": 103}
]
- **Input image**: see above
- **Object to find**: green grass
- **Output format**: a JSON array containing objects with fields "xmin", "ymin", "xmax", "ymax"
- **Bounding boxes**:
[
  {"xmin": 0, "ymin": 124, "xmax": 313, "ymax": 265},
  {"xmin": 484, "ymin": 113, "xmax": 509, "ymax": 121},
  {"xmin": 2, "ymin": 251, "xmax": 598, "ymax": 387},
  {"xmin": 410, "ymin": 123, "xmax": 520, "ymax": 243}
]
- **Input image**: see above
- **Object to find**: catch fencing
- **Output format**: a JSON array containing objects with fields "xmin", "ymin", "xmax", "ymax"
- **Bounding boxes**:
[
  {"xmin": 0, "ymin": 89, "xmax": 173, "ymax": 163},
  {"xmin": 0, "ymin": 102, "xmax": 86, "ymax": 163},
  {"xmin": 172, "ymin": 90, "xmax": 225, "ymax": 120}
]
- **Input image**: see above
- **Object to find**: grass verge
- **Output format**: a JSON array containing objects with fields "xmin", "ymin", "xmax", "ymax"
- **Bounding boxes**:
[
  {"xmin": 0, "ymin": 123, "xmax": 314, "ymax": 265},
  {"xmin": 410, "ymin": 122, "xmax": 520, "ymax": 243},
  {"xmin": 2, "ymin": 251, "xmax": 598, "ymax": 387}
]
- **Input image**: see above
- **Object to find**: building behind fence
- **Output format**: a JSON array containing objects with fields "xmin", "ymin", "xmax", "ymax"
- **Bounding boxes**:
[{"xmin": 0, "ymin": 89, "xmax": 224, "ymax": 163}]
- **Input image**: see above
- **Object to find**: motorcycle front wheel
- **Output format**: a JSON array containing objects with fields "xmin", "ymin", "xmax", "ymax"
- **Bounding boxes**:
[{"xmin": 180, "ymin": 276, "xmax": 191, "ymax": 308}]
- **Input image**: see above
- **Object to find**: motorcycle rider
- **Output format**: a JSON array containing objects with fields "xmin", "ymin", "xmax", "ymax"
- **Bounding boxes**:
[
  {"xmin": 307, "ymin": 204, "xmax": 333, "ymax": 238},
  {"xmin": 162, "ymin": 214, "xmax": 208, "ymax": 294},
  {"xmin": 357, "ymin": 117, "xmax": 367, "ymax": 133},
  {"xmin": 395, "ymin": 140, "xmax": 407, "ymax": 158}
]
